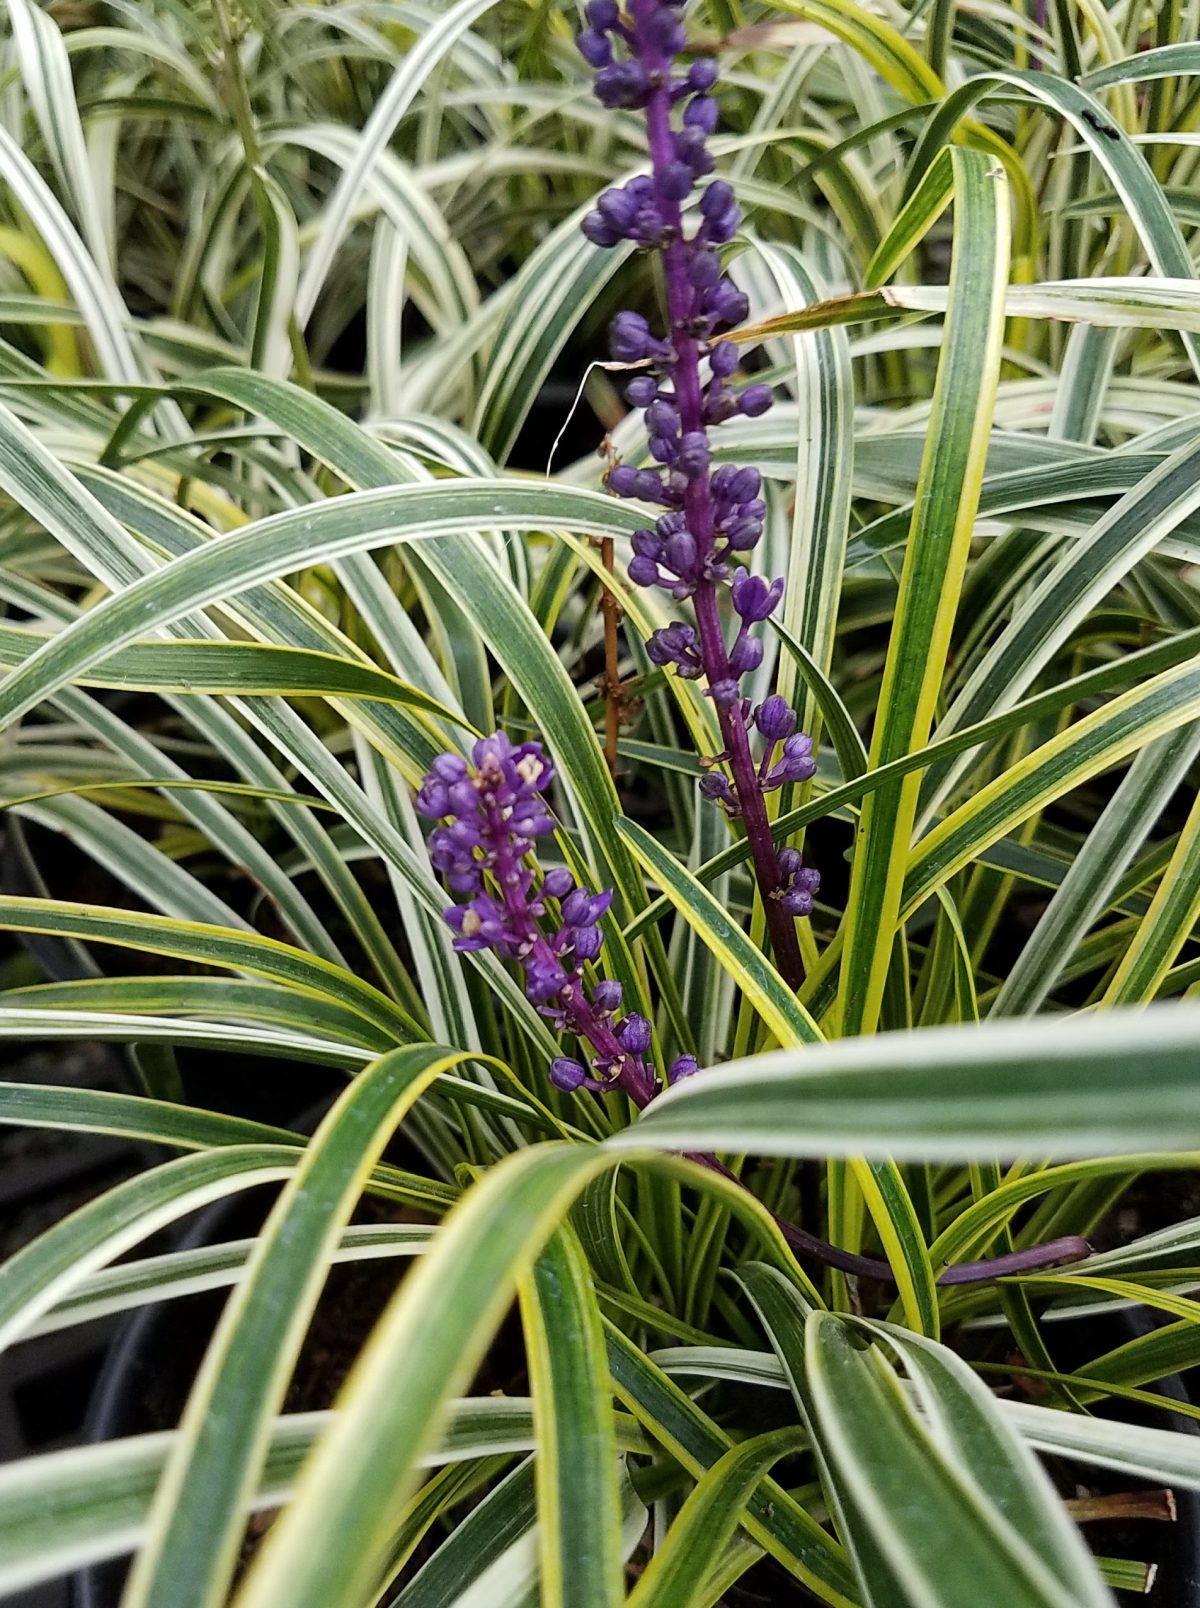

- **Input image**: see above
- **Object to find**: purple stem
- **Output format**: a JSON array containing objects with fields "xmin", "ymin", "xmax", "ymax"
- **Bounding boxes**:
[
  {"xmin": 634, "ymin": 0, "xmax": 804, "ymax": 992},
  {"xmin": 777, "ymin": 1219, "xmax": 1092, "ymax": 1288},
  {"xmin": 701, "ymin": 1148, "xmax": 1090, "ymax": 1287}
]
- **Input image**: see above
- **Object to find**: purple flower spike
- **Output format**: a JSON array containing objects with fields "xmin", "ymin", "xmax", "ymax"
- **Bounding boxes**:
[
  {"xmin": 417, "ymin": 734, "xmax": 660, "ymax": 1106},
  {"xmin": 577, "ymin": 0, "xmax": 820, "ymax": 987}
]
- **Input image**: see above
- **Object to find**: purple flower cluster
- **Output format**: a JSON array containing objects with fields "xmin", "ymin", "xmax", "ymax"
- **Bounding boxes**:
[
  {"xmin": 417, "ymin": 733, "xmax": 692, "ymax": 1102},
  {"xmin": 576, "ymin": 0, "xmax": 819, "ymax": 980}
]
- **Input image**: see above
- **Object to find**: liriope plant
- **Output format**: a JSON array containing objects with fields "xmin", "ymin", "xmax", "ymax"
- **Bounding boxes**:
[{"xmin": 0, "ymin": 0, "xmax": 1197, "ymax": 1604}]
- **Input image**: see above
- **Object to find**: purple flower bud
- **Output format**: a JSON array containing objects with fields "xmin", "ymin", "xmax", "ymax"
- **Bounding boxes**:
[
  {"xmin": 731, "ymin": 569, "xmax": 784, "ymax": 623},
  {"xmin": 704, "ymin": 386, "xmax": 738, "ymax": 425},
  {"xmin": 631, "ymin": 202, "xmax": 668, "ymax": 246},
  {"xmin": 431, "ymin": 753, "xmax": 469, "ymax": 783},
  {"xmin": 646, "ymin": 623, "xmax": 702, "ymax": 676},
  {"xmin": 675, "ymin": 125, "xmax": 715, "ymax": 176},
  {"xmin": 766, "ymin": 733, "xmax": 816, "ymax": 788},
  {"xmin": 756, "ymin": 694, "xmax": 797, "ymax": 742},
  {"xmin": 526, "ymin": 955, "xmax": 568, "ymax": 1003},
  {"xmin": 688, "ymin": 249, "xmax": 721, "ymax": 289},
  {"xmin": 582, "ymin": 210, "xmax": 619, "ymax": 248},
  {"xmin": 729, "ymin": 467, "xmax": 762, "ymax": 503},
  {"xmin": 576, "ymin": 28, "xmax": 613, "ymax": 67},
  {"xmin": 664, "ymin": 529, "xmax": 699, "ymax": 579},
  {"xmin": 626, "ymin": 375, "xmax": 659, "ymax": 407},
  {"xmin": 684, "ymin": 96, "xmax": 719, "ymax": 133},
  {"xmin": 592, "ymin": 978, "xmax": 624, "ymax": 1013},
  {"xmin": 473, "ymin": 730, "xmax": 512, "ymax": 768},
  {"xmin": 631, "ymin": 528, "xmax": 663, "ymax": 559},
  {"xmin": 699, "ymin": 773, "xmax": 737, "ymax": 807},
  {"xmin": 776, "ymin": 853, "xmax": 820, "ymax": 916},
  {"xmin": 727, "ymin": 634, "xmax": 763, "ymax": 673},
  {"xmin": 628, "ymin": 555, "xmax": 662, "ymax": 587},
  {"xmin": 597, "ymin": 186, "xmax": 639, "ymax": 232},
  {"xmin": 739, "ymin": 383, "xmax": 773, "ymax": 417},
  {"xmin": 608, "ymin": 464, "xmax": 642, "ymax": 498},
  {"xmin": 550, "ymin": 1056, "xmax": 588, "ymax": 1091},
  {"xmin": 700, "ymin": 179, "xmax": 735, "ymax": 217},
  {"xmin": 656, "ymin": 160, "xmax": 693, "ymax": 201},
  {"xmin": 541, "ymin": 867, "xmax": 575, "ymax": 901},
  {"xmin": 446, "ymin": 864, "xmax": 482, "ymax": 896},
  {"xmin": 643, "ymin": 7, "xmax": 685, "ymax": 51},
  {"xmin": 707, "ymin": 677, "xmax": 740, "ymax": 708},
  {"xmin": 710, "ymin": 464, "xmax": 739, "ymax": 499},
  {"xmin": 414, "ymin": 778, "xmax": 450, "ymax": 818},
  {"xmin": 707, "ymin": 279, "xmax": 750, "ymax": 327},
  {"xmin": 620, "ymin": 1013, "xmax": 652, "ymax": 1055},
  {"xmin": 709, "ymin": 341, "xmax": 739, "ymax": 377},
  {"xmin": 609, "ymin": 310, "xmax": 652, "ymax": 363},
  {"xmin": 634, "ymin": 468, "xmax": 669, "ymax": 501},
  {"xmin": 668, "ymin": 1053, "xmax": 699, "ymax": 1083},
  {"xmin": 570, "ymin": 924, "xmax": 605, "ymax": 962},
  {"xmin": 704, "ymin": 205, "xmax": 740, "ymax": 244},
  {"xmin": 675, "ymin": 431, "xmax": 710, "ymax": 478},
  {"xmin": 645, "ymin": 399, "xmax": 679, "ymax": 437},
  {"xmin": 562, "ymin": 887, "xmax": 613, "ymax": 926},
  {"xmin": 723, "ymin": 516, "xmax": 763, "ymax": 552},
  {"xmin": 587, "ymin": 0, "xmax": 619, "ymax": 27},
  {"xmin": 594, "ymin": 60, "xmax": 651, "ymax": 108},
  {"xmin": 780, "ymin": 886, "xmax": 815, "ymax": 917},
  {"xmin": 687, "ymin": 58, "xmax": 718, "ymax": 91},
  {"xmin": 649, "ymin": 435, "xmax": 678, "ymax": 464}
]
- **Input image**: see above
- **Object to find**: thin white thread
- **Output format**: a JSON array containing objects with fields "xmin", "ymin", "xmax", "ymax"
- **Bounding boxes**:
[{"xmin": 544, "ymin": 359, "xmax": 650, "ymax": 479}]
